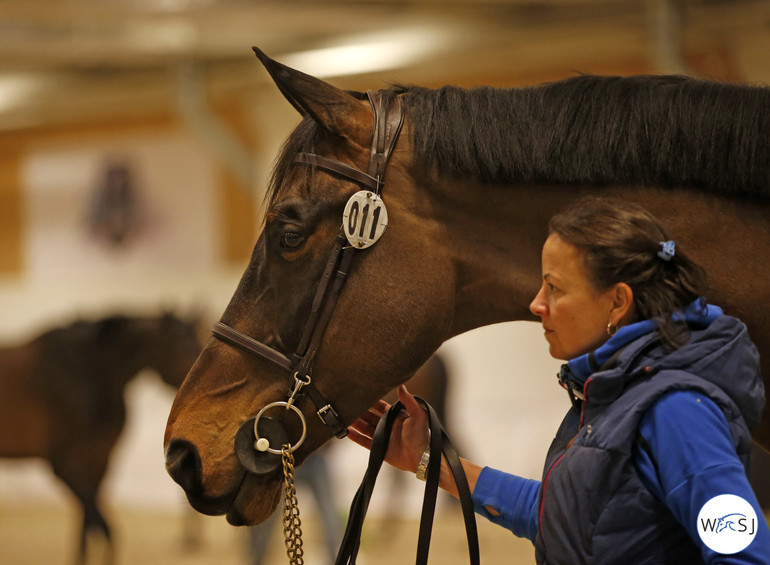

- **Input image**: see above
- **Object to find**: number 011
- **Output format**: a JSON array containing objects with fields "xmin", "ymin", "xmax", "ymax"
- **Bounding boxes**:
[{"xmin": 342, "ymin": 191, "xmax": 388, "ymax": 248}]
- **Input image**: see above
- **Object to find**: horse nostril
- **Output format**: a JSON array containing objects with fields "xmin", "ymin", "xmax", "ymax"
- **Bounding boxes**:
[{"xmin": 165, "ymin": 439, "xmax": 203, "ymax": 495}]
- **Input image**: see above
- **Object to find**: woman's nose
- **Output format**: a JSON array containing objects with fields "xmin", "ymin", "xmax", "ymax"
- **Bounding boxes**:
[{"xmin": 530, "ymin": 288, "xmax": 546, "ymax": 318}]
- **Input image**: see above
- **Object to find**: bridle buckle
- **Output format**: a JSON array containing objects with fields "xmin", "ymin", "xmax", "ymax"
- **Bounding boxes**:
[{"xmin": 317, "ymin": 404, "xmax": 347, "ymax": 438}]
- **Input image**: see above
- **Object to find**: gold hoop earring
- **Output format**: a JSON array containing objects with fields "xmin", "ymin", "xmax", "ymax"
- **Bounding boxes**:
[{"xmin": 607, "ymin": 322, "xmax": 617, "ymax": 336}]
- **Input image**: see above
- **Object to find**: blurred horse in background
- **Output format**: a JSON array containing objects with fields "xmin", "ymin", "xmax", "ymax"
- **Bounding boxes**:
[{"xmin": 0, "ymin": 313, "xmax": 202, "ymax": 565}]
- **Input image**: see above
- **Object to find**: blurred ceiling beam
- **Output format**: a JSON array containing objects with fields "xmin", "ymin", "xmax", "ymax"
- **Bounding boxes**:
[{"xmin": 0, "ymin": 0, "xmax": 766, "ymax": 132}]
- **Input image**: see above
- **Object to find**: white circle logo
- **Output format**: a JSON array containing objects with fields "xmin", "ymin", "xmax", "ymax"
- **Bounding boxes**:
[{"xmin": 697, "ymin": 494, "xmax": 758, "ymax": 554}]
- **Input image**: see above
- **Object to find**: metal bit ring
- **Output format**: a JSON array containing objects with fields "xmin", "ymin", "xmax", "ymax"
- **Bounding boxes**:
[{"xmin": 253, "ymin": 401, "xmax": 307, "ymax": 455}]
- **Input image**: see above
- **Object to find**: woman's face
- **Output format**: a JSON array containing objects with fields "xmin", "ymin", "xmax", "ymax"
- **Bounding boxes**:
[{"xmin": 530, "ymin": 234, "xmax": 619, "ymax": 361}]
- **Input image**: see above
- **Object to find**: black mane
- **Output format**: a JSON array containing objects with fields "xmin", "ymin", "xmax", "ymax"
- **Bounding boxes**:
[
  {"xmin": 401, "ymin": 75, "xmax": 770, "ymax": 198},
  {"xmin": 269, "ymin": 75, "xmax": 770, "ymax": 204}
]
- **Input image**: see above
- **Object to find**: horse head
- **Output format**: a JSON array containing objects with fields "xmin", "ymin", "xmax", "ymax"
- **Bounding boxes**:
[{"xmin": 164, "ymin": 50, "xmax": 458, "ymax": 525}]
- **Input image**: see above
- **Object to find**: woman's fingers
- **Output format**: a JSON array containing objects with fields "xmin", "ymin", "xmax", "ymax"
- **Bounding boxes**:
[
  {"xmin": 398, "ymin": 385, "xmax": 426, "ymax": 422},
  {"xmin": 355, "ymin": 404, "xmax": 387, "ymax": 429},
  {"xmin": 371, "ymin": 399, "xmax": 390, "ymax": 413},
  {"xmin": 345, "ymin": 385, "xmax": 434, "ymax": 473},
  {"xmin": 346, "ymin": 425, "xmax": 373, "ymax": 450},
  {"xmin": 347, "ymin": 398, "xmax": 392, "ymax": 440}
]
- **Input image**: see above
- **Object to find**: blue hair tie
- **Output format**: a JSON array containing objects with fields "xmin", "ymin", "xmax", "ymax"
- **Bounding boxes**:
[{"xmin": 658, "ymin": 240, "xmax": 676, "ymax": 261}]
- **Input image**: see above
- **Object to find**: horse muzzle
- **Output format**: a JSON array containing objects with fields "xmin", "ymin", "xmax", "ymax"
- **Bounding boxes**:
[
  {"xmin": 165, "ymin": 411, "xmax": 300, "ymax": 514},
  {"xmin": 164, "ymin": 438, "xmax": 238, "ymax": 515},
  {"xmin": 165, "ymin": 434, "xmax": 285, "ymax": 526}
]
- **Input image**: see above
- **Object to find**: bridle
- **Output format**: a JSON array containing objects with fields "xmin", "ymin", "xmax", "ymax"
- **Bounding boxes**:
[
  {"xmin": 212, "ymin": 89, "xmax": 405, "ymax": 471},
  {"xmin": 209, "ymin": 86, "xmax": 477, "ymax": 565}
]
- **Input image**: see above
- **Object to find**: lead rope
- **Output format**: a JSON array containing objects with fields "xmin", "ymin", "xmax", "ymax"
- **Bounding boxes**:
[
  {"xmin": 335, "ymin": 397, "xmax": 479, "ymax": 565},
  {"xmin": 282, "ymin": 445, "xmax": 304, "ymax": 565}
]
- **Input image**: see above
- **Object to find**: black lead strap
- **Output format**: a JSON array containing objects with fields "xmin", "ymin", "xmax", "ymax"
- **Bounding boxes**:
[{"xmin": 335, "ymin": 397, "xmax": 480, "ymax": 565}]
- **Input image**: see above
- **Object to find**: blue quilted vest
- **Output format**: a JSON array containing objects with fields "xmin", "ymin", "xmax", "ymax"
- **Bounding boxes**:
[{"xmin": 534, "ymin": 314, "xmax": 764, "ymax": 564}]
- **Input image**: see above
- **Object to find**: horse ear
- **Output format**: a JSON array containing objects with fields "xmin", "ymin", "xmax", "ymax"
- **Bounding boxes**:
[{"xmin": 252, "ymin": 47, "xmax": 372, "ymax": 145}]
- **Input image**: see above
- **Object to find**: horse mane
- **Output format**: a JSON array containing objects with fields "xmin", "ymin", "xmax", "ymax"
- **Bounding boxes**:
[
  {"xmin": 92, "ymin": 315, "xmax": 135, "ymax": 341},
  {"xmin": 267, "ymin": 75, "xmax": 770, "ymax": 204},
  {"xmin": 266, "ymin": 118, "xmax": 330, "ymax": 210},
  {"xmin": 399, "ymin": 75, "xmax": 770, "ymax": 199}
]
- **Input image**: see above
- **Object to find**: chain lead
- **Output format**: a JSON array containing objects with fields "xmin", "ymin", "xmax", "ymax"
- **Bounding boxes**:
[{"xmin": 282, "ymin": 444, "xmax": 304, "ymax": 565}]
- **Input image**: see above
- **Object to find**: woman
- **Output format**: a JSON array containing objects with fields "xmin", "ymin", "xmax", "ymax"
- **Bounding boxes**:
[{"xmin": 348, "ymin": 197, "xmax": 770, "ymax": 563}]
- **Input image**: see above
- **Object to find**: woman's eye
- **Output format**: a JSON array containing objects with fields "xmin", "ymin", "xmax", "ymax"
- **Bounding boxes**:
[{"xmin": 280, "ymin": 231, "xmax": 304, "ymax": 249}]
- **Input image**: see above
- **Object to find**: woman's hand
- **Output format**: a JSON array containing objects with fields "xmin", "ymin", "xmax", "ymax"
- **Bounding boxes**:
[
  {"xmin": 347, "ymin": 385, "xmax": 430, "ymax": 474},
  {"xmin": 349, "ymin": 384, "xmax": 486, "ymax": 504}
]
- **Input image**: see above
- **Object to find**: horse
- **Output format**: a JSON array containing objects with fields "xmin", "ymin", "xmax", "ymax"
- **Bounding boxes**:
[
  {"xmin": 0, "ymin": 312, "xmax": 202, "ymax": 564},
  {"xmin": 165, "ymin": 48, "xmax": 770, "ymax": 529}
]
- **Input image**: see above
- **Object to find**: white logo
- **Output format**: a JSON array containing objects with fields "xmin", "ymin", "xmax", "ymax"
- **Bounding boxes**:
[{"xmin": 697, "ymin": 494, "xmax": 758, "ymax": 554}]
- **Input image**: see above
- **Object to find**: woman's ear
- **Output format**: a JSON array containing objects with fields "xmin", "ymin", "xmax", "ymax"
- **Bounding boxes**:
[{"xmin": 610, "ymin": 282, "xmax": 634, "ymax": 326}]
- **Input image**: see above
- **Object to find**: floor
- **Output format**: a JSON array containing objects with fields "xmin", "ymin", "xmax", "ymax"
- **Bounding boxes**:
[{"xmin": 0, "ymin": 500, "xmax": 536, "ymax": 565}]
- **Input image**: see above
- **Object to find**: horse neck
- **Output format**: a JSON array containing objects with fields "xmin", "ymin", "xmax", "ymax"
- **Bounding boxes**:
[
  {"xmin": 421, "ymin": 178, "xmax": 579, "ymax": 338},
  {"xmin": 104, "ymin": 324, "xmax": 160, "ymax": 387}
]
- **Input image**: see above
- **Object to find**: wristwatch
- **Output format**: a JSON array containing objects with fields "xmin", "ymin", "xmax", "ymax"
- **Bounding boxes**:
[{"xmin": 416, "ymin": 445, "xmax": 431, "ymax": 481}]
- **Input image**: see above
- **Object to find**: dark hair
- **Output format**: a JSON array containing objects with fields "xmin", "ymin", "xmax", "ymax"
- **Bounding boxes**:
[
  {"xmin": 401, "ymin": 76, "xmax": 770, "ymax": 200},
  {"xmin": 548, "ymin": 197, "xmax": 709, "ymax": 348}
]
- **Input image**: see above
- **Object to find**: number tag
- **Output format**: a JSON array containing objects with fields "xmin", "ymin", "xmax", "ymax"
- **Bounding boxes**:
[{"xmin": 342, "ymin": 191, "xmax": 388, "ymax": 248}]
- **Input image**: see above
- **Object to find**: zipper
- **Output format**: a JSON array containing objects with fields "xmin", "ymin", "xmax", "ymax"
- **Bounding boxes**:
[
  {"xmin": 540, "ymin": 376, "xmax": 593, "ymax": 545},
  {"xmin": 538, "ymin": 452, "xmax": 567, "ymax": 543},
  {"xmin": 578, "ymin": 377, "xmax": 592, "ymax": 428}
]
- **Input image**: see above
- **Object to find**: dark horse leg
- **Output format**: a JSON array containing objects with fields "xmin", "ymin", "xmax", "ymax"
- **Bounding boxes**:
[
  {"xmin": 80, "ymin": 498, "xmax": 112, "ymax": 565},
  {"xmin": 69, "ymin": 490, "xmax": 112, "ymax": 565},
  {"xmin": 51, "ymin": 449, "xmax": 114, "ymax": 565}
]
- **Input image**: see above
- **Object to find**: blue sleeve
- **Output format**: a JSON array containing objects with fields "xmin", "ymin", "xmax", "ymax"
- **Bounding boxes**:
[
  {"xmin": 471, "ymin": 466, "xmax": 540, "ymax": 543},
  {"xmin": 634, "ymin": 390, "xmax": 770, "ymax": 564}
]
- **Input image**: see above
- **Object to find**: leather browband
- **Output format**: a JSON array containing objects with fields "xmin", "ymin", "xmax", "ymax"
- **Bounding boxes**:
[{"xmin": 294, "ymin": 153, "xmax": 378, "ymax": 191}]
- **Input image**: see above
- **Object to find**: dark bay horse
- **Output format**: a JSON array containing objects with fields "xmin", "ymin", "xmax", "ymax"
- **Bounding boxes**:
[
  {"xmin": 165, "ymin": 49, "xmax": 770, "ymax": 528},
  {"xmin": 0, "ymin": 313, "xmax": 201, "ymax": 564}
]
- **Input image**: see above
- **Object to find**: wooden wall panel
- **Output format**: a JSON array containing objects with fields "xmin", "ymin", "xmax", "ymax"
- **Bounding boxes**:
[
  {"xmin": 0, "ymin": 144, "xmax": 23, "ymax": 274},
  {"xmin": 219, "ymin": 167, "xmax": 257, "ymax": 264},
  {"xmin": 216, "ymin": 106, "xmax": 258, "ymax": 265},
  {"xmin": 0, "ymin": 107, "xmax": 260, "ymax": 274}
]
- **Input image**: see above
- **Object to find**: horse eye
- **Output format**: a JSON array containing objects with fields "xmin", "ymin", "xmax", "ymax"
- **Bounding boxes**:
[{"xmin": 280, "ymin": 231, "xmax": 304, "ymax": 249}]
